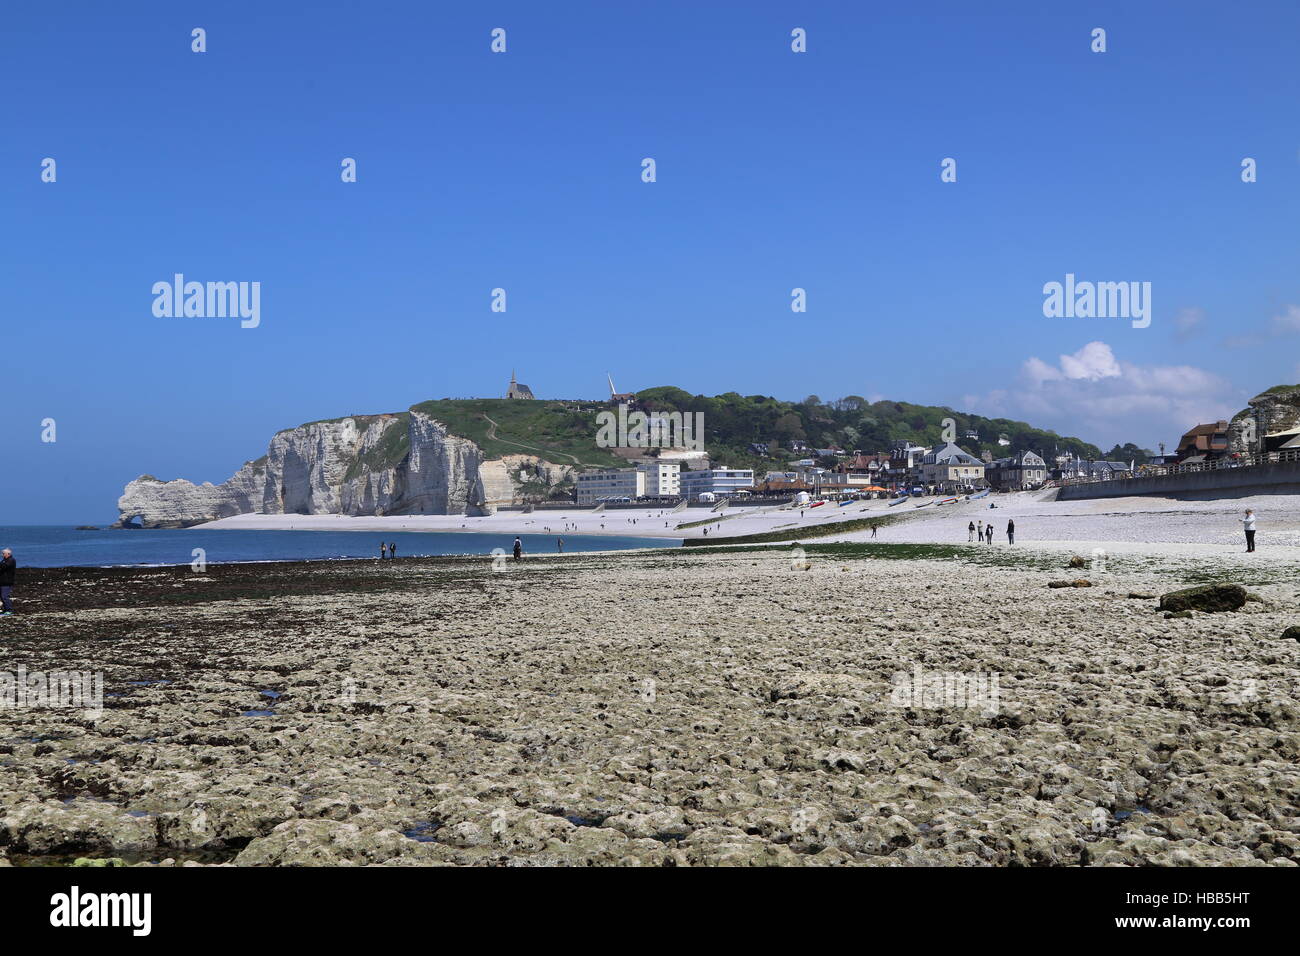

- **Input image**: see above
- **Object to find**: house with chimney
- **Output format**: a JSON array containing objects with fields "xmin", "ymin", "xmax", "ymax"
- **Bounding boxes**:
[
  {"xmin": 1175, "ymin": 420, "xmax": 1230, "ymax": 464},
  {"xmin": 985, "ymin": 450, "xmax": 1047, "ymax": 490},
  {"xmin": 920, "ymin": 442, "xmax": 986, "ymax": 491}
]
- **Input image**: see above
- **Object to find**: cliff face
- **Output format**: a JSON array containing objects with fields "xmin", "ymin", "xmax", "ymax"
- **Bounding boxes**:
[
  {"xmin": 116, "ymin": 410, "xmax": 574, "ymax": 528},
  {"xmin": 1228, "ymin": 384, "xmax": 1300, "ymax": 455}
]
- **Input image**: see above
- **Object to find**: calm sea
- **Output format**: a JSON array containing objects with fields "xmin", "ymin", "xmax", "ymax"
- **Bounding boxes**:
[{"xmin": 0, "ymin": 526, "xmax": 677, "ymax": 569}]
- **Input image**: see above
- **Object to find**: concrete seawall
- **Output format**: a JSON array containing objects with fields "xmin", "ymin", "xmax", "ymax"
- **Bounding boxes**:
[{"xmin": 1057, "ymin": 460, "xmax": 1300, "ymax": 500}]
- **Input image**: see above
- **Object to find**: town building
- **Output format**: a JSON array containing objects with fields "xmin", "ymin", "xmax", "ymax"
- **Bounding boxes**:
[
  {"xmin": 1051, "ymin": 459, "xmax": 1130, "ymax": 481},
  {"xmin": 920, "ymin": 442, "xmax": 986, "ymax": 490},
  {"xmin": 1176, "ymin": 420, "xmax": 1230, "ymax": 463},
  {"xmin": 985, "ymin": 450, "xmax": 1047, "ymax": 490},
  {"xmin": 576, "ymin": 468, "xmax": 645, "ymax": 505},
  {"xmin": 680, "ymin": 467, "xmax": 755, "ymax": 501},
  {"xmin": 637, "ymin": 460, "xmax": 681, "ymax": 497}
]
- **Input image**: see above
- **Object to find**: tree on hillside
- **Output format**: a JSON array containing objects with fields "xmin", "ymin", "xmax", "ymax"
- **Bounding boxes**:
[
  {"xmin": 773, "ymin": 412, "xmax": 806, "ymax": 443},
  {"xmin": 1103, "ymin": 442, "xmax": 1153, "ymax": 464}
]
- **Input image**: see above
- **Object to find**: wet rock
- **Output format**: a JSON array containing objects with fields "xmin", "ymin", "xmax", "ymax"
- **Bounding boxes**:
[
  {"xmin": 1, "ymin": 800, "xmax": 157, "ymax": 856},
  {"xmin": 1159, "ymin": 583, "xmax": 1248, "ymax": 614},
  {"xmin": 234, "ymin": 819, "xmax": 425, "ymax": 866}
]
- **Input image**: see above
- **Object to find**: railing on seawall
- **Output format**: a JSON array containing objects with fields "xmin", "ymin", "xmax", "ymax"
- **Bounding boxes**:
[
  {"xmin": 1056, "ymin": 450, "xmax": 1300, "ymax": 499},
  {"xmin": 1057, "ymin": 450, "xmax": 1300, "ymax": 487}
]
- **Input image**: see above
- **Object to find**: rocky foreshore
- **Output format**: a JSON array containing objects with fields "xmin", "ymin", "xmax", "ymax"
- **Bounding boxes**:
[{"xmin": 1, "ymin": 546, "xmax": 1297, "ymax": 866}]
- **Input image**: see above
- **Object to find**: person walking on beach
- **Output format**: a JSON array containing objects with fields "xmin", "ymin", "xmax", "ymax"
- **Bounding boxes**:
[
  {"xmin": 389, "ymin": 542, "xmax": 397, "ymax": 559},
  {"xmin": 512, "ymin": 537, "xmax": 523, "ymax": 561},
  {"xmin": 0, "ymin": 549, "xmax": 15, "ymax": 616},
  {"xmin": 968, "ymin": 520, "xmax": 976, "ymax": 542},
  {"xmin": 557, "ymin": 537, "xmax": 564, "ymax": 553},
  {"xmin": 871, "ymin": 523, "xmax": 878, "ymax": 539},
  {"xmin": 1006, "ymin": 519, "xmax": 1015, "ymax": 545},
  {"xmin": 1241, "ymin": 509, "xmax": 1256, "ymax": 552}
]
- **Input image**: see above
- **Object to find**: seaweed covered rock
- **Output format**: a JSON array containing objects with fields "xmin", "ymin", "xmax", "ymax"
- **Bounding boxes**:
[{"xmin": 1158, "ymin": 583, "xmax": 1247, "ymax": 614}]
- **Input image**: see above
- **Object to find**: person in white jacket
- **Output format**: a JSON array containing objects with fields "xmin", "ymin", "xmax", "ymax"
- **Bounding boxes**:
[{"xmin": 1240, "ymin": 509, "xmax": 1256, "ymax": 552}]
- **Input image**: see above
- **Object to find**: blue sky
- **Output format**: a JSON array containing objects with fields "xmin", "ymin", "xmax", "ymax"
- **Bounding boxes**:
[{"xmin": 4, "ymin": 0, "xmax": 1300, "ymax": 522}]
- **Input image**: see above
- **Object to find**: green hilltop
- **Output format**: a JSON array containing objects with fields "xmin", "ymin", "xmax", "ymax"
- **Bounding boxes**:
[
  {"xmin": 409, "ymin": 390, "xmax": 1107, "ymax": 474},
  {"xmin": 631, "ymin": 387, "xmax": 1106, "ymax": 472},
  {"xmin": 264, "ymin": 391, "xmax": 1112, "ymax": 477}
]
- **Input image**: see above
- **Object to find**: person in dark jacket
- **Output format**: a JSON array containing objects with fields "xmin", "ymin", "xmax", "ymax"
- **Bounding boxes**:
[
  {"xmin": 512, "ymin": 537, "xmax": 523, "ymax": 561},
  {"xmin": 1006, "ymin": 519, "xmax": 1015, "ymax": 545},
  {"xmin": 0, "ymin": 549, "xmax": 15, "ymax": 615}
]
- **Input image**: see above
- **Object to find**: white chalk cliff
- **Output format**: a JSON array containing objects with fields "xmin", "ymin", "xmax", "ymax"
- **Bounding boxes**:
[{"xmin": 115, "ymin": 410, "xmax": 575, "ymax": 528}]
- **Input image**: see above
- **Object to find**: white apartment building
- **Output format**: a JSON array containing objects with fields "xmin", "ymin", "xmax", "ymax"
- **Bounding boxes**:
[
  {"xmin": 637, "ymin": 460, "xmax": 681, "ymax": 497},
  {"xmin": 680, "ymin": 467, "xmax": 754, "ymax": 501},
  {"xmin": 576, "ymin": 468, "xmax": 646, "ymax": 505}
]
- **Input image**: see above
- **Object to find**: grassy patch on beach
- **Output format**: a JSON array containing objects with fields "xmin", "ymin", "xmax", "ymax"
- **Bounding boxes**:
[
  {"xmin": 674, "ymin": 540, "xmax": 1143, "ymax": 574},
  {"xmin": 681, "ymin": 513, "xmax": 902, "ymax": 546}
]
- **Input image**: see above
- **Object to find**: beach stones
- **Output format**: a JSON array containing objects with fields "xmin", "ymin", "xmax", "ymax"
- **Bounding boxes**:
[
  {"xmin": 1048, "ymin": 579, "xmax": 1092, "ymax": 588},
  {"xmin": 1158, "ymin": 583, "xmax": 1248, "ymax": 615},
  {"xmin": 1067, "ymin": 556, "xmax": 1088, "ymax": 569},
  {"xmin": 1283, "ymin": 626, "xmax": 1300, "ymax": 642}
]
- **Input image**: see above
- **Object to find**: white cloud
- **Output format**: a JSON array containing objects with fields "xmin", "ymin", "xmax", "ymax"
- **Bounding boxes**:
[
  {"xmin": 1057, "ymin": 341, "xmax": 1121, "ymax": 381},
  {"xmin": 965, "ymin": 341, "xmax": 1237, "ymax": 450}
]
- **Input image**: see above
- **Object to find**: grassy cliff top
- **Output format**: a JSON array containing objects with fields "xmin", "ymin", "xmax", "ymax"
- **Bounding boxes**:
[
  {"xmin": 410, "ymin": 399, "xmax": 626, "ymax": 468},
  {"xmin": 1249, "ymin": 383, "xmax": 1300, "ymax": 402}
]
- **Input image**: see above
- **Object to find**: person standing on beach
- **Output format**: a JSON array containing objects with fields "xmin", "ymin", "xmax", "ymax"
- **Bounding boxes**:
[
  {"xmin": 871, "ymin": 523, "xmax": 878, "ymax": 539},
  {"xmin": 379, "ymin": 541, "xmax": 386, "ymax": 559},
  {"xmin": 968, "ymin": 521, "xmax": 976, "ymax": 542},
  {"xmin": 0, "ymin": 549, "xmax": 15, "ymax": 615},
  {"xmin": 1006, "ymin": 519, "xmax": 1015, "ymax": 545},
  {"xmin": 557, "ymin": 537, "xmax": 564, "ymax": 553},
  {"xmin": 512, "ymin": 537, "xmax": 523, "ymax": 561},
  {"xmin": 977, "ymin": 520, "xmax": 983, "ymax": 541},
  {"xmin": 1241, "ymin": 509, "xmax": 1256, "ymax": 552},
  {"xmin": 389, "ymin": 542, "xmax": 397, "ymax": 559}
]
